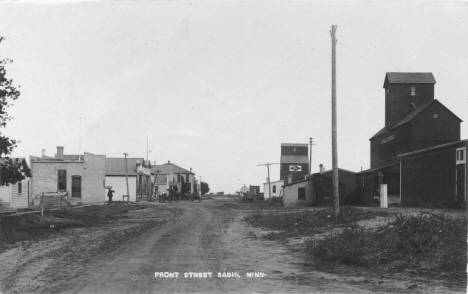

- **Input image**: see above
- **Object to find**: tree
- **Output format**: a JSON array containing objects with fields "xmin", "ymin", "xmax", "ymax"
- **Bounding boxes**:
[
  {"xmin": 201, "ymin": 182, "xmax": 210, "ymax": 195},
  {"xmin": 0, "ymin": 36, "xmax": 23, "ymax": 185}
]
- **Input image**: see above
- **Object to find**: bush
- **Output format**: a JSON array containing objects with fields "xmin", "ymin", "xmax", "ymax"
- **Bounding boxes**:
[{"xmin": 305, "ymin": 213, "xmax": 467, "ymax": 272}]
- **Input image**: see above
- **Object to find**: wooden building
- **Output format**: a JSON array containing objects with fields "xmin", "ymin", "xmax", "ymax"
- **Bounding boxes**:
[
  {"xmin": 280, "ymin": 143, "xmax": 309, "ymax": 185},
  {"xmin": 358, "ymin": 72, "xmax": 463, "ymax": 205},
  {"xmin": 283, "ymin": 174, "xmax": 345, "ymax": 207},
  {"xmin": 398, "ymin": 140, "xmax": 467, "ymax": 206}
]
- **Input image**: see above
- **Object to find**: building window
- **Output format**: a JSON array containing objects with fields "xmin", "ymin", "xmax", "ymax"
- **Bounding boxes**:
[
  {"xmin": 186, "ymin": 174, "xmax": 189, "ymax": 182},
  {"xmin": 272, "ymin": 185, "xmax": 277, "ymax": 193},
  {"xmin": 324, "ymin": 187, "xmax": 330, "ymax": 198},
  {"xmin": 457, "ymin": 148, "xmax": 466, "ymax": 164},
  {"xmin": 58, "ymin": 170, "xmax": 67, "ymax": 191},
  {"xmin": 433, "ymin": 113, "xmax": 438, "ymax": 118},
  {"xmin": 386, "ymin": 88, "xmax": 389, "ymax": 94},
  {"xmin": 411, "ymin": 86, "xmax": 415, "ymax": 96},
  {"xmin": 18, "ymin": 182, "xmax": 22, "ymax": 194},
  {"xmin": 298, "ymin": 187, "xmax": 306, "ymax": 200}
]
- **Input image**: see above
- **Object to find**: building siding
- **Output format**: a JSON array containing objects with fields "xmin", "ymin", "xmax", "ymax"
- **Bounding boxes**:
[
  {"xmin": 104, "ymin": 176, "xmax": 137, "ymax": 202},
  {"xmin": 400, "ymin": 141, "xmax": 467, "ymax": 204},
  {"xmin": 31, "ymin": 152, "xmax": 106, "ymax": 205},
  {"xmin": 283, "ymin": 180, "xmax": 313, "ymax": 207}
]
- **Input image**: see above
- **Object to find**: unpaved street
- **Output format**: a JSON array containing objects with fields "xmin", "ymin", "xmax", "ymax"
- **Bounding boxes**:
[{"xmin": 1, "ymin": 199, "xmax": 464, "ymax": 294}]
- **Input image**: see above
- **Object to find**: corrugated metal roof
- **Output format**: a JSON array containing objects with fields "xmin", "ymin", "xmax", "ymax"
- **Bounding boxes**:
[
  {"xmin": 384, "ymin": 72, "xmax": 436, "ymax": 87},
  {"xmin": 105, "ymin": 157, "xmax": 143, "ymax": 176},
  {"xmin": 280, "ymin": 155, "xmax": 309, "ymax": 164}
]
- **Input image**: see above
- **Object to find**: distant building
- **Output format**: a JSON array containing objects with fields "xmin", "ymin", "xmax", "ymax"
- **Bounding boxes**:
[
  {"xmin": 280, "ymin": 143, "xmax": 309, "ymax": 185},
  {"xmin": 30, "ymin": 146, "xmax": 106, "ymax": 205},
  {"xmin": 151, "ymin": 161, "xmax": 195, "ymax": 195},
  {"xmin": 263, "ymin": 180, "xmax": 284, "ymax": 200}
]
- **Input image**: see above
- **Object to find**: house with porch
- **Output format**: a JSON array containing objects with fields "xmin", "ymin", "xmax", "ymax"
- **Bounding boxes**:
[{"xmin": 151, "ymin": 161, "xmax": 195, "ymax": 196}]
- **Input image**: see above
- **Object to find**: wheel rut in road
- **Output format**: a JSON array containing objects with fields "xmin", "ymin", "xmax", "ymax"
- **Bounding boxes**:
[{"xmin": 41, "ymin": 203, "xmax": 227, "ymax": 294}]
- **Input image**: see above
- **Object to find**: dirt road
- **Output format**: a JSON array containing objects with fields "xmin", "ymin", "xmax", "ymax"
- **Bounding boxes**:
[{"xmin": 2, "ymin": 200, "xmax": 464, "ymax": 294}]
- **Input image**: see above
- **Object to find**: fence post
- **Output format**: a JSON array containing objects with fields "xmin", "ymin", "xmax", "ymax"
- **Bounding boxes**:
[
  {"xmin": 380, "ymin": 184, "xmax": 388, "ymax": 208},
  {"xmin": 41, "ymin": 192, "xmax": 44, "ymax": 217}
]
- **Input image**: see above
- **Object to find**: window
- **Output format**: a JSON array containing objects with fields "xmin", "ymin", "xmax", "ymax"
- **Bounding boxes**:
[
  {"xmin": 58, "ymin": 170, "xmax": 67, "ymax": 191},
  {"xmin": 411, "ymin": 86, "xmax": 415, "ymax": 96},
  {"xmin": 386, "ymin": 88, "xmax": 389, "ymax": 94},
  {"xmin": 433, "ymin": 113, "xmax": 438, "ymax": 118},
  {"xmin": 457, "ymin": 148, "xmax": 466, "ymax": 164},
  {"xmin": 186, "ymin": 174, "xmax": 189, "ymax": 182},
  {"xmin": 18, "ymin": 182, "xmax": 22, "ymax": 194},
  {"xmin": 298, "ymin": 187, "xmax": 306, "ymax": 200},
  {"xmin": 324, "ymin": 186, "xmax": 330, "ymax": 198},
  {"xmin": 272, "ymin": 185, "xmax": 277, "ymax": 193}
]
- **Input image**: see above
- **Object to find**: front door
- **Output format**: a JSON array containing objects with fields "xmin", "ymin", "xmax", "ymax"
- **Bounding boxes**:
[
  {"xmin": 72, "ymin": 176, "xmax": 81, "ymax": 198},
  {"xmin": 456, "ymin": 148, "xmax": 466, "ymax": 202}
]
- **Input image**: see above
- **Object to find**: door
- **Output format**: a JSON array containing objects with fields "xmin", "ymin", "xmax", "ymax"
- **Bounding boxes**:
[
  {"xmin": 72, "ymin": 176, "xmax": 81, "ymax": 198},
  {"xmin": 456, "ymin": 148, "xmax": 466, "ymax": 202}
]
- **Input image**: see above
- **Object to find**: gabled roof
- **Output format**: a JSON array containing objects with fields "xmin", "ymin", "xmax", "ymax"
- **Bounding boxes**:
[
  {"xmin": 391, "ymin": 99, "xmax": 463, "ymax": 130},
  {"xmin": 280, "ymin": 155, "xmax": 309, "ymax": 164},
  {"xmin": 370, "ymin": 126, "xmax": 386, "ymax": 140},
  {"xmin": 151, "ymin": 162, "xmax": 193, "ymax": 175},
  {"xmin": 105, "ymin": 157, "xmax": 144, "ymax": 176},
  {"xmin": 384, "ymin": 72, "xmax": 436, "ymax": 88}
]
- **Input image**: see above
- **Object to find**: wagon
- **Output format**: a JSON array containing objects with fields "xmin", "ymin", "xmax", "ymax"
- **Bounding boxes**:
[{"xmin": 190, "ymin": 193, "xmax": 202, "ymax": 203}]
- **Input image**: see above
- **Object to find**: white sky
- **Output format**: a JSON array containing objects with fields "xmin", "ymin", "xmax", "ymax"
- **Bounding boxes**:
[{"xmin": 1, "ymin": 1, "xmax": 467, "ymax": 194}]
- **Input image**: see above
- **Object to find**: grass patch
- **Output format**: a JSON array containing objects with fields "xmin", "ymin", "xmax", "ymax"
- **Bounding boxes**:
[
  {"xmin": 245, "ymin": 207, "xmax": 390, "ymax": 240},
  {"xmin": 0, "ymin": 203, "xmax": 146, "ymax": 244},
  {"xmin": 305, "ymin": 212, "xmax": 467, "ymax": 275}
]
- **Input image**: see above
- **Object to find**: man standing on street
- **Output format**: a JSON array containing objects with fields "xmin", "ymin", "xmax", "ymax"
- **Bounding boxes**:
[{"xmin": 107, "ymin": 188, "xmax": 115, "ymax": 204}]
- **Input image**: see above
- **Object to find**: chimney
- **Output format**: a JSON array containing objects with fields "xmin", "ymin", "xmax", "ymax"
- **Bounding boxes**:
[
  {"xmin": 42, "ymin": 149, "xmax": 45, "ymax": 157},
  {"xmin": 168, "ymin": 160, "xmax": 170, "ymax": 164},
  {"xmin": 319, "ymin": 164, "xmax": 325, "ymax": 174},
  {"xmin": 56, "ymin": 146, "xmax": 64, "ymax": 159},
  {"xmin": 154, "ymin": 161, "xmax": 156, "ymax": 165},
  {"xmin": 190, "ymin": 168, "xmax": 192, "ymax": 172}
]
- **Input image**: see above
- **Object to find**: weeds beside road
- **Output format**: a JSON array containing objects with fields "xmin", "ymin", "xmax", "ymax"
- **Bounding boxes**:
[{"xmin": 245, "ymin": 205, "xmax": 467, "ymax": 290}]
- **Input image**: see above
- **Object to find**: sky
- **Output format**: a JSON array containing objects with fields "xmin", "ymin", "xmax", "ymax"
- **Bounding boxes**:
[{"xmin": 0, "ymin": 1, "xmax": 467, "ymax": 194}]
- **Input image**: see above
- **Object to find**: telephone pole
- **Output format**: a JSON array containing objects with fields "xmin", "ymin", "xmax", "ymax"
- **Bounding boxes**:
[
  {"xmin": 330, "ymin": 25, "xmax": 340, "ymax": 217},
  {"xmin": 123, "ymin": 152, "xmax": 130, "ymax": 199},
  {"xmin": 257, "ymin": 163, "xmax": 278, "ymax": 203},
  {"xmin": 309, "ymin": 137, "xmax": 317, "ymax": 175}
]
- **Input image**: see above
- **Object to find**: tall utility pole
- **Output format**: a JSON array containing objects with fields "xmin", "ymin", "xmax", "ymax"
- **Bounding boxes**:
[
  {"xmin": 309, "ymin": 137, "xmax": 317, "ymax": 175},
  {"xmin": 146, "ymin": 135, "xmax": 149, "ymax": 161},
  {"xmin": 199, "ymin": 176, "xmax": 202, "ymax": 196},
  {"xmin": 123, "ymin": 152, "xmax": 130, "ymax": 199},
  {"xmin": 257, "ymin": 163, "xmax": 279, "ymax": 203},
  {"xmin": 330, "ymin": 25, "xmax": 340, "ymax": 217}
]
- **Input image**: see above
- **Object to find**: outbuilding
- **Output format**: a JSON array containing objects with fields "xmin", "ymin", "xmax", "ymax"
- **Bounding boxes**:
[
  {"xmin": 398, "ymin": 140, "xmax": 467, "ymax": 206},
  {"xmin": 283, "ymin": 174, "xmax": 345, "ymax": 207}
]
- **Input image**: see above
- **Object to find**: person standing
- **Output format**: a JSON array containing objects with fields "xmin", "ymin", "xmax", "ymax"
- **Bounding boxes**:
[{"xmin": 107, "ymin": 188, "xmax": 115, "ymax": 204}]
